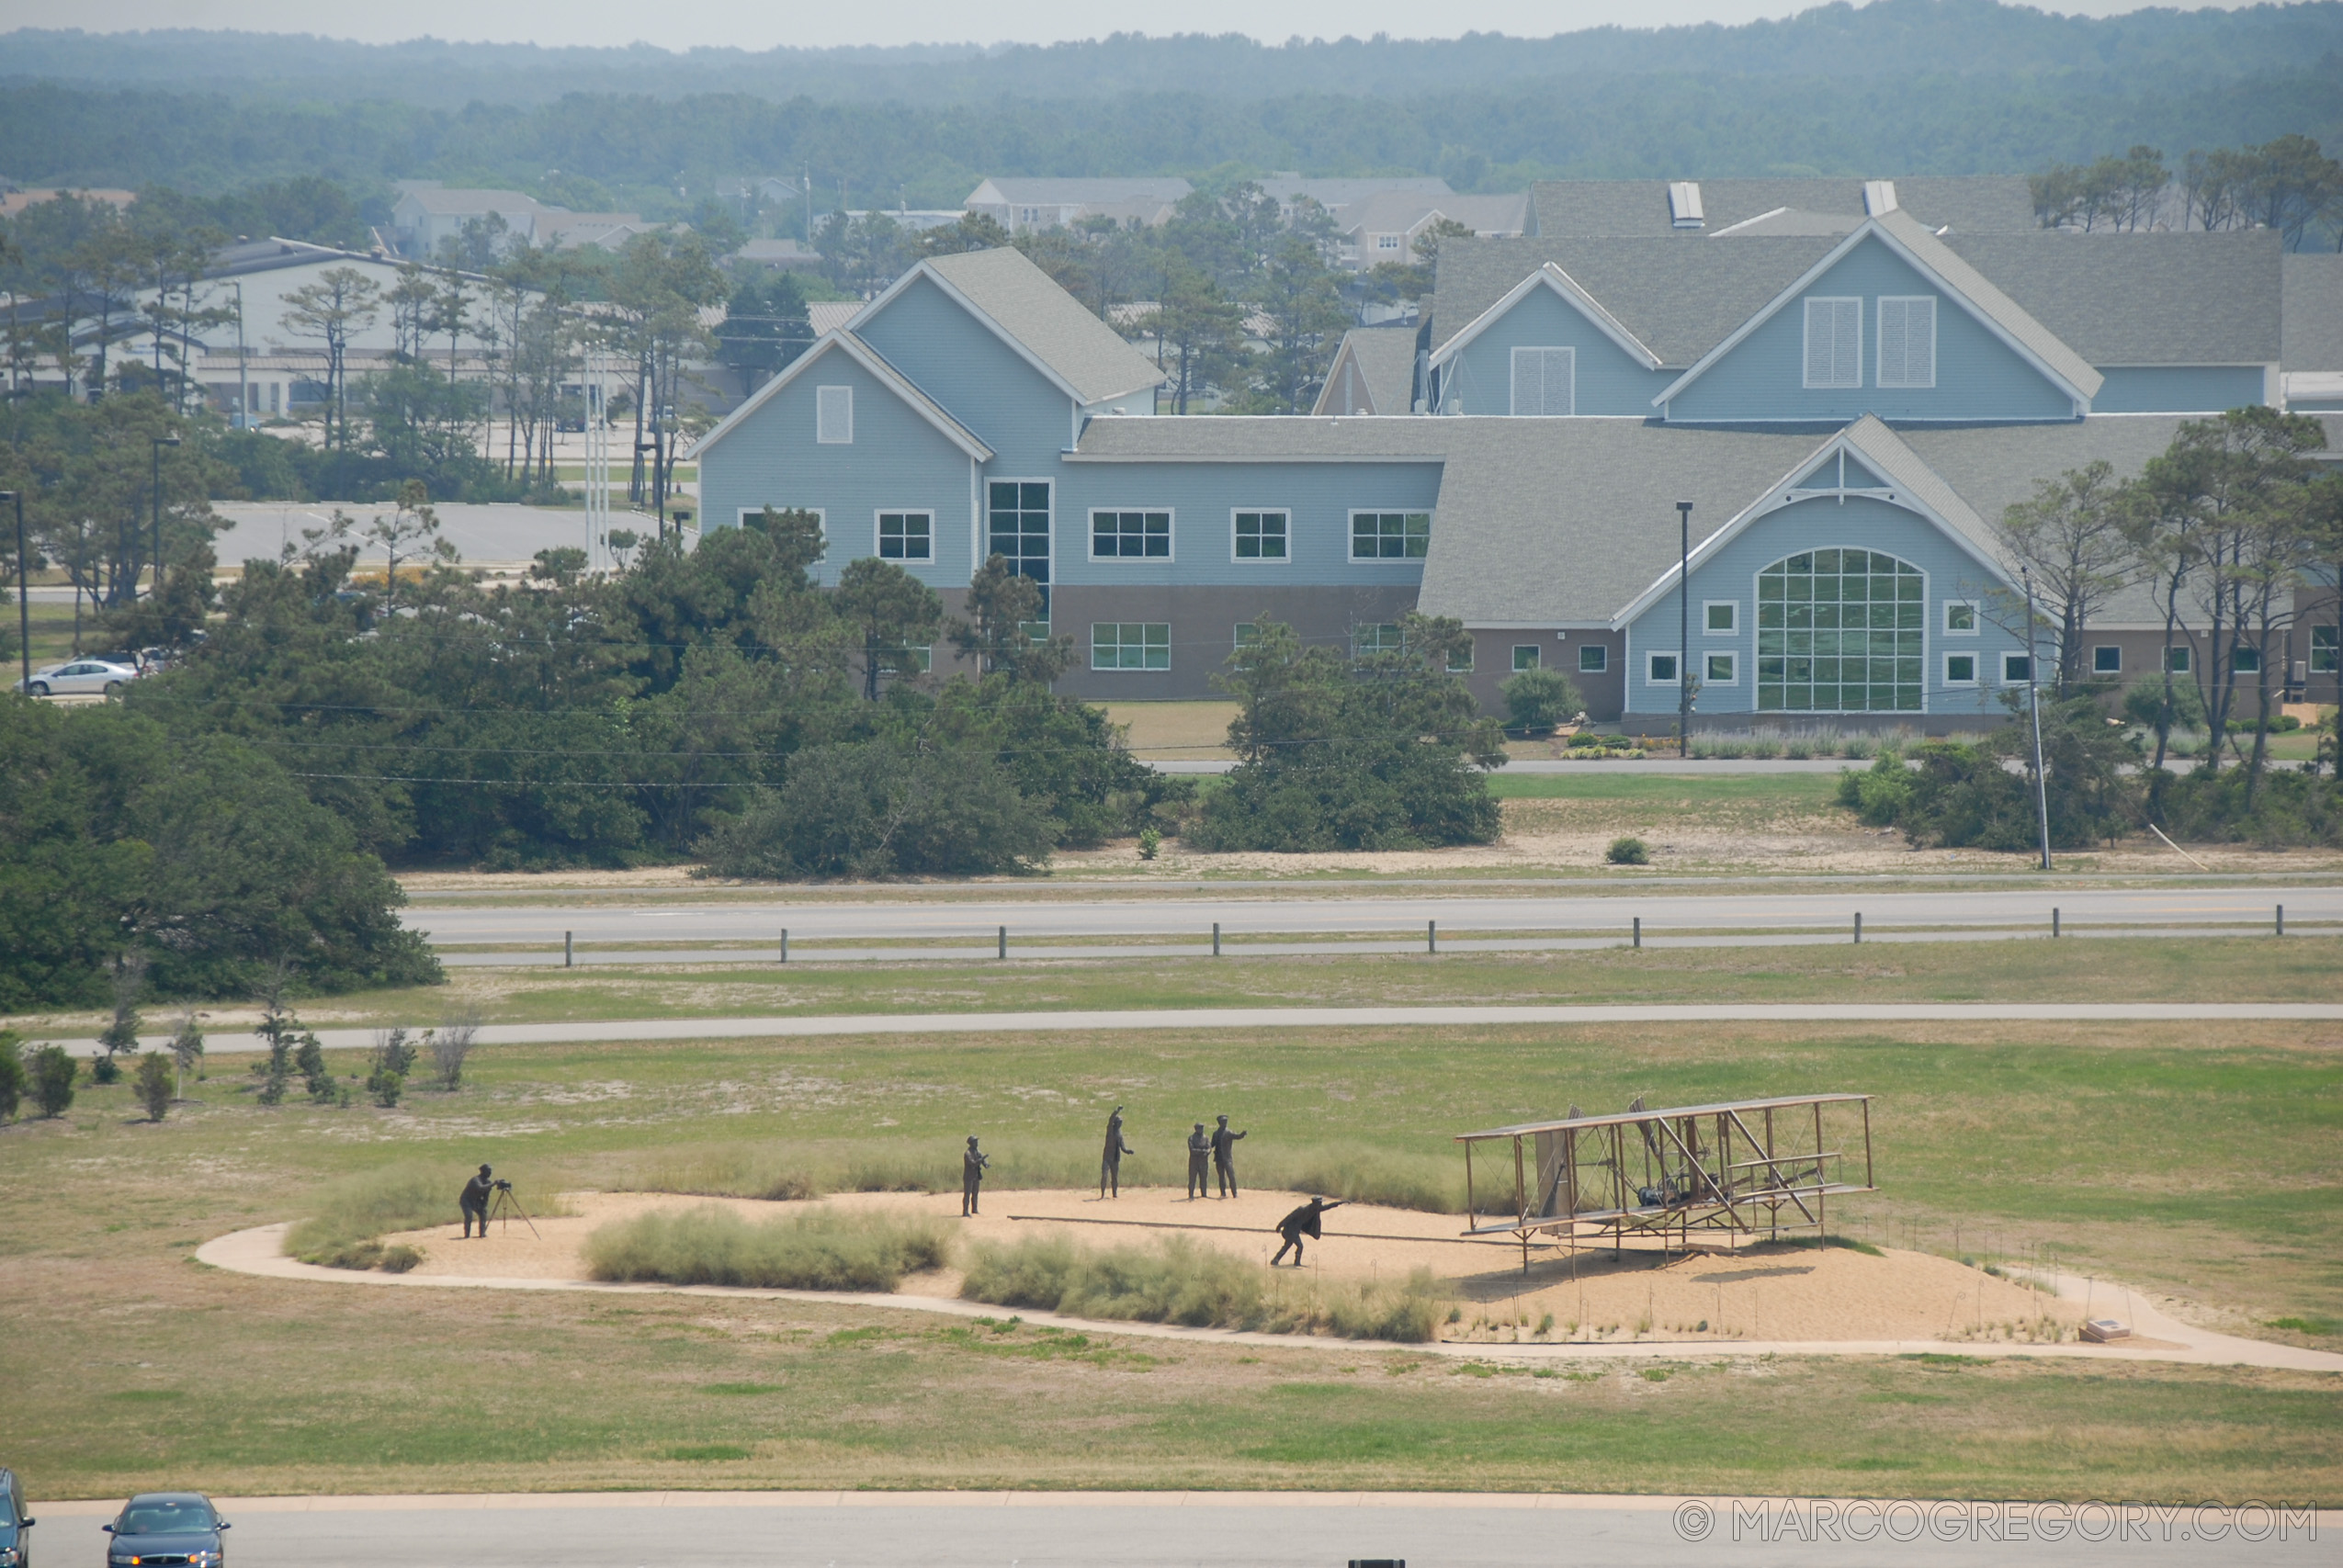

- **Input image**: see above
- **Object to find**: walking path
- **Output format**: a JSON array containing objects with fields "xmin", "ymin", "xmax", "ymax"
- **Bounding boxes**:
[
  {"xmin": 197, "ymin": 1223, "xmax": 2343, "ymax": 1375},
  {"xmin": 39, "ymin": 1000, "xmax": 2343, "ymax": 1055}
]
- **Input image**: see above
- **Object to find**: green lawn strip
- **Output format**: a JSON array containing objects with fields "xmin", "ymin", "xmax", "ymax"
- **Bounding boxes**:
[{"xmin": 107, "ymin": 935, "xmax": 2339, "ymax": 1032}]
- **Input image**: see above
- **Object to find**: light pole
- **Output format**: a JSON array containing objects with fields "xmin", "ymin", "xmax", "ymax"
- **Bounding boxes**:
[
  {"xmin": 2021, "ymin": 564, "xmax": 2053, "ymax": 872},
  {"xmin": 232, "ymin": 280, "xmax": 249, "ymax": 432},
  {"xmin": 1676, "ymin": 501, "xmax": 1693, "ymax": 759},
  {"xmin": 150, "ymin": 434, "xmax": 181, "ymax": 599},
  {"xmin": 4, "ymin": 489, "xmax": 26, "ymax": 694}
]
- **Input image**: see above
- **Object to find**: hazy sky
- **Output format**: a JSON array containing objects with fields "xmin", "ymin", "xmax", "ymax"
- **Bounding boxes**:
[{"xmin": 1, "ymin": 0, "xmax": 2238, "ymax": 52}]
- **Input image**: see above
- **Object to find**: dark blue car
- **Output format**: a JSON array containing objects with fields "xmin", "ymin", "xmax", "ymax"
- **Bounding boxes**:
[
  {"xmin": 0, "ymin": 1466, "xmax": 34, "ymax": 1568},
  {"xmin": 101, "ymin": 1495, "xmax": 228, "ymax": 1568}
]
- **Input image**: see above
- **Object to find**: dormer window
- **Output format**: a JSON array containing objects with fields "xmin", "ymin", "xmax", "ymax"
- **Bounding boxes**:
[
  {"xmin": 1376, "ymin": 233, "xmax": 1403, "ymax": 251},
  {"xmin": 1877, "ymin": 297, "xmax": 1937, "ymax": 389},
  {"xmin": 1803, "ymin": 299, "xmax": 1862, "ymax": 389}
]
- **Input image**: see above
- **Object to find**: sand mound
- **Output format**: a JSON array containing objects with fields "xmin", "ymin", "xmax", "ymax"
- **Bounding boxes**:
[{"xmin": 377, "ymin": 1187, "xmax": 2088, "ymax": 1346}]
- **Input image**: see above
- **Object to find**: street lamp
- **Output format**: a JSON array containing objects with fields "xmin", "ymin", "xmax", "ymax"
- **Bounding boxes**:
[
  {"xmin": 150, "ymin": 434, "xmax": 181, "ymax": 599},
  {"xmin": 3, "ymin": 490, "xmax": 25, "ymax": 694},
  {"xmin": 1676, "ymin": 501, "xmax": 1694, "ymax": 759}
]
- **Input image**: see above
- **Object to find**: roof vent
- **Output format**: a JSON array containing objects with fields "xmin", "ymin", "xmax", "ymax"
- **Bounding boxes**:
[
  {"xmin": 1862, "ymin": 180, "xmax": 1899, "ymax": 216},
  {"xmin": 1667, "ymin": 181, "xmax": 1704, "ymax": 229}
]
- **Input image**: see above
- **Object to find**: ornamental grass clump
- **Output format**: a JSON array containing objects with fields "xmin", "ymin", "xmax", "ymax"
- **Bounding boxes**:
[
  {"xmin": 286, "ymin": 1161, "xmax": 458, "ymax": 1269},
  {"xmin": 583, "ymin": 1204, "xmax": 951, "ymax": 1292}
]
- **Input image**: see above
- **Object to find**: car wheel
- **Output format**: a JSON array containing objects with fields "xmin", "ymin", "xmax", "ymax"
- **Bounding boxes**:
[
  {"xmin": 28, "ymin": 681, "xmax": 48, "ymax": 696},
  {"xmin": 103, "ymin": 681, "xmax": 123, "ymax": 695}
]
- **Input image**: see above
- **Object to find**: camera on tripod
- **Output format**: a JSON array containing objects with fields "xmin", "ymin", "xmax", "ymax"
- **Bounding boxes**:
[{"xmin": 491, "ymin": 1178, "xmax": 514, "ymax": 1193}]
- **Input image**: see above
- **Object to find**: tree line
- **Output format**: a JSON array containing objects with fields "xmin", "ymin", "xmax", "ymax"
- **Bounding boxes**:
[{"xmin": 2030, "ymin": 135, "xmax": 2343, "ymax": 249}]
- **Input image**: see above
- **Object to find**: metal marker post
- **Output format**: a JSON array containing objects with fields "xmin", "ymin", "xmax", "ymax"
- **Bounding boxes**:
[
  {"xmin": 2052, "ymin": 908, "xmax": 2061, "ymax": 939},
  {"xmin": 564, "ymin": 931, "xmax": 573, "ymax": 968},
  {"xmin": 998, "ymin": 925, "xmax": 1007, "ymax": 960},
  {"xmin": 780, "ymin": 929, "xmax": 788, "ymax": 964},
  {"xmin": 1676, "ymin": 501, "xmax": 1693, "ymax": 760},
  {"xmin": 1633, "ymin": 916, "xmax": 1641, "ymax": 950},
  {"xmin": 1853, "ymin": 912, "xmax": 1862, "ymax": 944},
  {"xmin": 1212, "ymin": 922, "xmax": 1220, "ymax": 957},
  {"xmin": 1428, "ymin": 920, "xmax": 1437, "ymax": 954},
  {"xmin": 2277, "ymin": 904, "xmax": 2284, "ymax": 936}
]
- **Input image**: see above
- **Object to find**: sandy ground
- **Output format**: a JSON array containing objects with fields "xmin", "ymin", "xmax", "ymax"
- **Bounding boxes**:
[{"xmin": 380, "ymin": 1188, "xmax": 2100, "ymax": 1348}]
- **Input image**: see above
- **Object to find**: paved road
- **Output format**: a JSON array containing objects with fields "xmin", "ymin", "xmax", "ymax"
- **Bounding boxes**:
[
  {"xmin": 32, "ymin": 1494, "xmax": 2324, "ymax": 1567},
  {"xmin": 406, "ymin": 886, "xmax": 2328, "ymax": 948},
  {"xmin": 44, "ymin": 1001, "xmax": 2343, "ymax": 1056},
  {"xmin": 1159, "ymin": 757, "xmax": 1860, "ymax": 773}
]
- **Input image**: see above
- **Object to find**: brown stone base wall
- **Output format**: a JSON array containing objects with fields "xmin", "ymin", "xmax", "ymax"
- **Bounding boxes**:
[{"xmin": 1048, "ymin": 583, "xmax": 1421, "ymax": 701}]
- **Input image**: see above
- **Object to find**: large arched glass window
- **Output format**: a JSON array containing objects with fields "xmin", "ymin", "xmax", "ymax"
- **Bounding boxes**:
[{"xmin": 1755, "ymin": 548, "xmax": 1925, "ymax": 712}]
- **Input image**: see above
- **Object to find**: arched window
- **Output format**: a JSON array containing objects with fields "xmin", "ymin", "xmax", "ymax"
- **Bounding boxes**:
[{"xmin": 1755, "ymin": 548, "xmax": 1925, "ymax": 712}]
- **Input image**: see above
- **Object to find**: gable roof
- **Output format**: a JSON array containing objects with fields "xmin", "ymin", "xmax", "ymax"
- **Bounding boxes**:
[
  {"xmin": 1651, "ymin": 213, "xmax": 2103, "ymax": 412},
  {"xmin": 857, "ymin": 247, "xmax": 1165, "ymax": 405},
  {"xmin": 1529, "ymin": 176, "xmax": 2036, "ymax": 239},
  {"xmin": 685, "ymin": 329, "xmax": 992, "ymax": 464},
  {"xmin": 966, "ymin": 177, "xmax": 1194, "ymax": 208},
  {"xmin": 2283, "ymin": 253, "xmax": 2343, "ymax": 371},
  {"xmin": 1427, "ymin": 261, "xmax": 1662, "ymax": 372},
  {"xmin": 1311, "ymin": 328, "xmax": 1421, "ymax": 416},
  {"xmin": 1941, "ymin": 228, "xmax": 2281, "ymax": 366},
  {"xmin": 1335, "ymin": 190, "xmax": 1530, "ymax": 238}
]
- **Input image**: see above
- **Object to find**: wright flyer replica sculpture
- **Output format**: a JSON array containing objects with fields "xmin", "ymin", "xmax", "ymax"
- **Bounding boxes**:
[{"xmin": 1456, "ymin": 1094, "xmax": 1875, "ymax": 1267}]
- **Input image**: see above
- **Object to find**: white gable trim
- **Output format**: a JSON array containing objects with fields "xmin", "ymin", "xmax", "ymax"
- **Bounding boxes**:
[
  {"xmin": 1609, "ymin": 427, "xmax": 2015, "ymax": 629},
  {"xmin": 852, "ymin": 260, "xmax": 1149, "ymax": 408},
  {"xmin": 1648, "ymin": 219, "xmax": 2093, "ymax": 414},
  {"xmin": 687, "ymin": 330, "xmax": 992, "ymax": 463},
  {"xmin": 1429, "ymin": 262, "xmax": 1663, "ymax": 374}
]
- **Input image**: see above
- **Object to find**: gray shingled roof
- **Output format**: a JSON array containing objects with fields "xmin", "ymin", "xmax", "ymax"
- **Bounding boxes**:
[
  {"xmin": 2283, "ymin": 253, "xmax": 2343, "ymax": 370},
  {"xmin": 1529, "ymin": 176, "xmax": 2035, "ymax": 239},
  {"xmin": 1312, "ymin": 328, "xmax": 1421, "ymax": 416},
  {"xmin": 1431, "ymin": 234, "xmax": 1833, "ymax": 360},
  {"xmin": 1942, "ymin": 229, "xmax": 2282, "ymax": 366},
  {"xmin": 921, "ymin": 247, "xmax": 1167, "ymax": 404},
  {"xmin": 1871, "ymin": 210, "xmax": 2101, "ymax": 399},
  {"xmin": 1069, "ymin": 414, "xmax": 1454, "ymax": 462}
]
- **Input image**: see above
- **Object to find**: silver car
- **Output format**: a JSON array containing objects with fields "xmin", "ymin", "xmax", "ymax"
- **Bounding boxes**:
[{"xmin": 16, "ymin": 659, "xmax": 139, "ymax": 697}]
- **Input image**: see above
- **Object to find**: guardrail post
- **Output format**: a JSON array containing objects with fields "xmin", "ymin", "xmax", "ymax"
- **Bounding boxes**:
[
  {"xmin": 1853, "ymin": 912, "xmax": 1862, "ymax": 944},
  {"xmin": 780, "ymin": 929, "xmax": 788, "ymax": 964},
  {"xmin": 2052, "ymin": 907, "xmax": 2061, "ymax": 939},
  {"xmin": 1633, "ymin": 916, "xmax": 1641, "ymax": 950},
  {"xmin": 998, "ymin": 925, "xmax": 1008, "ymax": 960},
  {"xmin": 1212, "ymin": 921, "xmax": 1221, "ymax": 957},
  {"xmin": 2276, "ymin": 904, "xmax": 2284, "ymax": 936},
  {"xmin": 564, "ymin": 930, "xmax": 573, "ymax": 968},
  {"xmin": 1428, "ymin": 919, "xmax": 1437, "ymax": 954}
]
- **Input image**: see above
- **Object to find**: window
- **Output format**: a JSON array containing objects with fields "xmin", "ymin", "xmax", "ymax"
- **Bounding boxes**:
[
  {"xmin": 1092, "ymin": 623, "xmax": 1169, "ymax": 671},
  {"xmin": 816, "ymin": 384, "xmax": 853, "ymax": 444},
  {"xmin": 743, "ymin": 506, "xmax": 821, "ymax": 537},
  {"xmin": 1704, "ymin": 602, "xmax": 1737, "ymax": 634},
  {"xmin": 1756, "ymin": 548, "xmax": 1925, "ymax": 713},
  {"xmin": 2232, "ymin": 646, "xmax": 2260, "ymax": 673},
  {"xmin": 2003, "ymin": 652, "xmax": 2033, "ymax": 683},
  {"xmin": 1375, "ymin": 233, "xmax": 1402, "ymax": 252},
  {"xmin": 1705, "ymin": 651, "xmax": 1737, "ymax": 684},
  {"xmin": 1353, "ymin": 623, "xmax": 1403, "ymax": 657},
  {"xmin": 1579, "ymin": 644, "xmax": 1609, "ymax": 674},
  {"xmin": 1510, "ymin": 346, "xmax": 1575, "ymax": 417},
  {"xmin": 1234, "ymin": 622, "xmax": 1260, "ymax": 650},
  {"xmin": 877, "ymin": 512, "xmax": 931, "ymax": 561},
  {"xmin": 1944, "ymin": 652, "xmax": 1977, "ymax": 685},
  {"xmin": 1352, "ymin": 511, "xmax": 1431, "ymax": 560},
  {"xmin": 988, "ymin": 481, "xmax": 1051, "ymax": 615},
  {"xmin": 1447, "ymin": 641, "xmax": 1474, "ymax": 674},
  {"xmin": 1092, "ymin": 509, "xmax": 1171, "ymax": 559},
  {"xmin": 2164, "ymin": 645, "xmax": 2192, "ymax": 674},
  {"xmin": 2315, "ymin": 626, "xmax": 2338, "ymax": 673},
  {"xmin": 1803, "ymin": 298, "xmax": 1862, "ymax": 389},
  {"xmin": 1944, "ymin": 600, "xmax": 1978, "ymax": 635},
  {"xmin": 1647, "ymin": 652, "xmax": 1680, "ymax": 684},
  {"xmin": 1233, "ymin": 510, "xmax": 1288, "ymax": 560},
  {"xmin": 1512, "ymin": 644, "xmax": 1542, "ymax": 672},
  {"xmin": 1876, "ymin": 297, "xmax": 1938, "ymax": 389},
  {"xmin": 2092, "ymin": 645, "xmax": 2122, "ymax": 675},
  {"xmin": 878, "ymin": 644, "xmax": 933, "ymax": 675}
]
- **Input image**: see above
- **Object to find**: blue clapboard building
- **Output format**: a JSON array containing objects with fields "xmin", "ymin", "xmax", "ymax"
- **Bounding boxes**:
[{"xmin": 693, "ymin": 176, "xmax": 2339, "ymax": 728}]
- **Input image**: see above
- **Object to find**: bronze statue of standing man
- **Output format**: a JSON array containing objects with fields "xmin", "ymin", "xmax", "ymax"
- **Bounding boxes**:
[
  {"xmin": 1100, "ymin": 1106, "xmax": 1134, "ymax": 1198},
  {"xmin": 961, "ymin": 1134, "xmax": 990, "ymax": 1216},
  {"xmin": 1211, "ymin": 1113, "xmax": 1247, "ymax": 1199},
  {"xmin": 1185, "ymin": 1122, "xmax": 1211, "ymax": 1199}
]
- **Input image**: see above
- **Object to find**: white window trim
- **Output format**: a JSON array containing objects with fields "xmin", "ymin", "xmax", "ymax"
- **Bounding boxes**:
[
  {"xmin": 1088, "ymin": 505, "xmax": 1175, "ymax": 564},
  {"xmin": 2092, "ymin": 645, "xmax": 2123, "ymax": 675},
  {"xmin": 1090, "ymin": 622, "xmax": 1172, "ymax": 672},
  {"xmin": 1877, "ymin": 295, "xmax": 1938, "ymax": 390},
  {"xmin": 1703, "ymin": 650, "xmax": 1738, "ymax": 685},
  {"xmin": 1348, "ymin": 508, "xmax": 1433, "ymax": 563},
  {"xmin": 1229, "ymin": 506, "xmax": 1292, "ymax": 565},
  {"xmin": 1509, "ymin": 344, "xmax": 1575, "ymax": 417},
  {"xmin": 1703, "ymin": 600, "xmax": 1737, "ymax": 635},
  {"xmin": 986, "ymin": 478, "xmax": 1054, "ymax": 588},
  {"xmin": 1511, "ymin": 644, "xmax": 1543, "ymax": 672},
  {"xmin": 2002, "ymin": 651, "xmax": 2035, "ymax": 684},
  {"xmin": 815, "ymin": 384, "xmax": 853, "ymax": 444},
  {"xmin": 1579, "ymin": 644, "xmax": 1610, "ymax": 674},
  {"xmin": 1943, "ymin": 599, "xmax": 1980, "ymax": 636},
  {"xmin": 1943, "ymin": 651, "xmax": 1979, "ymax": 687},
  {"xmin": 1802, "ymin": 297, "xmax": 1862, "ymax": 390},
  {"xmin": 2163, "ymin": 645, "xmax": 2192, "ymax": 673},
  {"xmin": 1647, "ymin": 650, "xmax": 1682, "ymax": 685},
  {"xmin": 874, "ymin": 508, "xmax": 934, "ymax": 563}
]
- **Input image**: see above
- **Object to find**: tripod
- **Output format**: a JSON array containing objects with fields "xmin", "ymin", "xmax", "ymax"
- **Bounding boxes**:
[{"xmin": 488, "ymin": 1181, "xmax": 542, "ymax": 1238}]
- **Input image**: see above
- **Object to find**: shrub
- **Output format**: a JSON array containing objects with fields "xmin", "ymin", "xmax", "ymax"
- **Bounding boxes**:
[
  {"xmin": 958, "ymin": 1234, "xmax": 1450, "ymax": 1342},
  {"xmin": 583, "ymin": 1204, "xmax": 951, "ymax": 1292},
  {"xmin": 0, "ymin": 1032, "xmax": 21, "ymax": 1122},
  {"xmin": 699, "ymin": 739, "xmax": 1055, "ymax": 879},
  {"xmin": 286, "ymin": 1162, "xmax": 462, "ymax": 1267},
  {"xmin": 378, "ymin": 1244, "xmax": 424, "ymax": 1273},
  {"xmin": 1842, "ymin": 697, "xmax": 2142, "ymax": 851},
  {"xmin": 1835, "ymin": 751, "xmax": 1914, "ymax": 826},
  {"xmin": 133, "ymin": 1052, "xmax": 174, "ymax": 1122},
  {"xmin": 28, "ymin": 1043, "xmax": 75, "ymax": 1117},
  {"xmin": 428, "ymin": 1010, "xmax": 480, "ymax": 1091},
  {"xmin": 1138, "ymin": 826, "xmax": 1161, "ymax": 860},
  {"xmin": 1606, "ymin": 836, "xmax": 1649, "ymax": 865},
  {"xmin": 295, "ymin": 1034, "xmax": 336, "ymax": 1103},
  {"xmin": 1500, "ymin": 669, "xmax": 1582, "ymax": 737},
  {"xmin": 2158, "ymin": 766, "xmax": 2342, "ymax": 848},
  {"xmin": 366, "ymin": 1025, "xmax": 414, "ymax": 1107}
]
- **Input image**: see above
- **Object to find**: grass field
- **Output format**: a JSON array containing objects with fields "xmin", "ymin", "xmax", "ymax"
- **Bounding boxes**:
[{"xmin": 1, "ymin": 1002, "xmax": 2337, "ymax": 1502}]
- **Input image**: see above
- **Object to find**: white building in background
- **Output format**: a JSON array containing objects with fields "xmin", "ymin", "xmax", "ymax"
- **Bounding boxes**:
[{"xmin": 388, "ymin": 183, "xmax": 650, "ymax": 259}]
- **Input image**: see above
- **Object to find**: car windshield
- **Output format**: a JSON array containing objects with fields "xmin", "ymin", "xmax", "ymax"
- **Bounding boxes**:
[{"xmin": 119, "ymin": 1502, "xmax": 214, "ymax": 1533}]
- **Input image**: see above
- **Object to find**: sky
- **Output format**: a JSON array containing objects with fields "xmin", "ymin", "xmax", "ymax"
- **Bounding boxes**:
[{"xmin": 0, "ymin": 0, "xmax": 2244, "ymax": 52}]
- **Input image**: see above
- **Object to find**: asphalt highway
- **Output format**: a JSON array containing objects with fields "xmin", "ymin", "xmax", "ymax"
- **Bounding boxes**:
[
  {"xmin": 40, "ymin": 1495, "xmax": 2320, "ymax": 1568},
  {"xmin": 405, "ymin": 885, "xmax": 2333, "ymax": 949}
]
